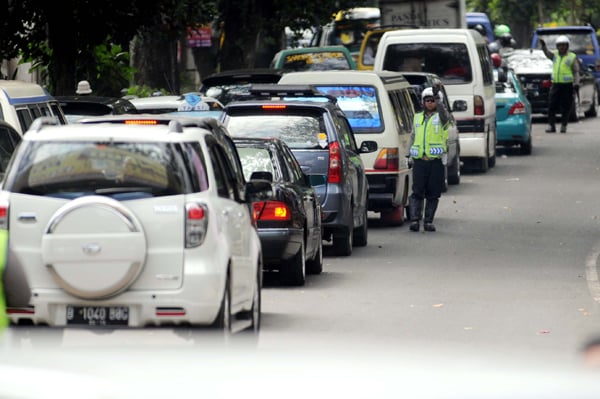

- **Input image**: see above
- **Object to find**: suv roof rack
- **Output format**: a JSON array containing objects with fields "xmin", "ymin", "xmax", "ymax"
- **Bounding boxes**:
[{"xmin": 246, "ymin": 84, "xmax": 337, "ymax": 103}]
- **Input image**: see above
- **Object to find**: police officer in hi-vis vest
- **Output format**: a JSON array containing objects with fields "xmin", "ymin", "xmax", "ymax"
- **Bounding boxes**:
[
  {"xmin": 407, "ymin": 86, "xmax": 450, "ymax": 232},
  {"xmin": 541, "ymin": 35, "xmax": 580, "ymax": 133}
]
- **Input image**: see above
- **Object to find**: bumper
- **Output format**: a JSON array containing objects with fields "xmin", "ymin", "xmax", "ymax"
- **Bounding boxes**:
[
  {"xmin": 366, "ymin": 172, "xmax": 401, "ymax": 211},
  {"xmin": 458, "ymin": 133, "xmax": 487, "ymax": 158},
  {"xmin": 259, "ymin": 227, "xmax": 303, "ymax": 267},
  {"xmin": 497, "ymin": 117, "xmax": 530, "ymax": 143}
]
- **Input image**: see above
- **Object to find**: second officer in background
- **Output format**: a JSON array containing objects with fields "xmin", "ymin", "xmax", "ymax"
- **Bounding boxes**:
[{"xmin": 407, "ymin": 86, "xmax": 450, "ymax": 232}]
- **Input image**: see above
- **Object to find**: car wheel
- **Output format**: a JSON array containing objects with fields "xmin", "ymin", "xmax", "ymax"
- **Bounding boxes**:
[
  {"xmin": 479, "ymin": 155, "xmax": 489, "ymax": 173},
  {"xmin": 353, "ymin": 207, "xmax": 368, "ymax": 247},
  {"xmin": 569, "ymin": 95, "xmax": 581, "ymax": 122},
  {"xmin": 520, "ymin": 134, "xmax": 532, "ymax": 155},
  {"xmin": 283, "ymin": 240, "xmax": 306, "ymax": 286},
  {"xmin": 211, "ymin": 274, "xmax": 232, "ymax": 335},
  {"xmin": 333, "ymin": 227, "xmax": 352, "ymax": 256},
  {"xmin": 306, "ymin": 229, "xmax": 323, "ymax": 275},
  {"xmin": 585, "ymin": 92, "xmax": 597, "ymax": 117},
  {"xmin": 447, "ymin": 154, "xmax": 461, "ymax": 185},
  {"xmin": 380, "ymin": 205, "xmax": 404, "ymax": 226},
  {"xmin": 240, "ymin": 266, "xmax": 261, "ymax": 336}
]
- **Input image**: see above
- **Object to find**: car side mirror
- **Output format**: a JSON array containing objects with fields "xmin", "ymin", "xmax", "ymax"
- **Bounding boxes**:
[
  {"xmin": 452, "ymin": 100, "xmax": 468, "ymax": 112},
  {"xmin": 249, "ymin": 171, "xmax": 273, "ymax": 182},
  {"xmin": 245, "ymin": 180, "xmax": 272, "ymax": 202},
  {"xmin": 359, "ymin": 140, "xmax": 378, "ymax": 153}
]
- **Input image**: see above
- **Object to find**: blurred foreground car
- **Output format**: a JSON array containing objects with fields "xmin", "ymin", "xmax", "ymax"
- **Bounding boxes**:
[
  {"xmin": 235, "ymin": 137, "xmax": 323, "ymax": 285},
  {"xmin": 55, "ymin": 95, "xmax": 138, "ymax": 123},
  {"xmin": 3, "ymin": 115, "xmax": 271, "ymax": 335},
  {"xmin": 222, "ymin": 85, "xmax": 376, "ymax": 256},
  {"xmin": 506, "ymin": 49, "xmax": 597, "ymax": 120},
  {"xmin": 494, "ymin": 67, "xmax": 533, "ymax": 154}
]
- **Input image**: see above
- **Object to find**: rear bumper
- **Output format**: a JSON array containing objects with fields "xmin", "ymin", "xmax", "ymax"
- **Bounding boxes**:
[
  {"xmin": 365, "ymin": 172, "xmax": 402, "ymax": 211},
  {"xmin": 259, "ymin": 227, "xmax": 303, "ymax": 267},
  {"xmin": 497, "ymin": 116, "xmax": 530, "ymax": 143}
]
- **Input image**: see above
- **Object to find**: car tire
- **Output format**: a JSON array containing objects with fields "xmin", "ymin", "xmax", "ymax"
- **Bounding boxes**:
[
  {"xmin": 353, "ymin": 207, "xmax": 368, "ymax": 247},
  {"xmin": 211, "ymin": 274, "xmax": 232, "ymax": 335},
  {"xmin": 283, "ymin": 240, "xmax": 306, "ymax": 286},
  {"xmin": 447, "ymin": 154, "xmax": 461, "ymax": 185},
  {"xmin": 585, "ymin": 92, "xmax": 598, "ymax": 117},
  {"xmin": 306, "ymin": 230, "xmax": 323, "ymax": 275},
  {"xmin": 520, "ymin": 134, "xmax": 532, "ymax": 155},
  {"xmin": 240, "ymin": 265, "xmax": 261, "ymax": 337},
  {"xmin": 333, "ymin": 227, "xmax": 353, "ymax": 256},
  {"xmin": 381, "ymin": 205, "xmax": 404, "ymax": 226}
]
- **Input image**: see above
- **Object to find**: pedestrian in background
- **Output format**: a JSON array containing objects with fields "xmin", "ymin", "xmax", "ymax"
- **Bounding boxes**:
[
  {"xmin": 541, "ymin": 35, "xmax": 580, "ymax": 133},
  {"xmin": 407, "ymin": 86, "xmax": 449, "ymax": 232}
]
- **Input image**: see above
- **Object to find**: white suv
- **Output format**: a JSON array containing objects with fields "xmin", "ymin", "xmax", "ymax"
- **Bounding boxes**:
[{"xmin": 3, "ymin": 115, "xmax": 271, "ymax": 335}]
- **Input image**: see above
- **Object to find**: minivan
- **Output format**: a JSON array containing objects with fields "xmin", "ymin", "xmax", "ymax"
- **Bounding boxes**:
[
  {"xmin": 373, "ymin": 28, "xmax": 497, "ymax": 172},
  {"xmin": 278, "ymin": 70, "xmax": 418, "ymax": 225},
  {"xmin": 0, "ymin": 80, "xmax": 67, "ymax": 135}
]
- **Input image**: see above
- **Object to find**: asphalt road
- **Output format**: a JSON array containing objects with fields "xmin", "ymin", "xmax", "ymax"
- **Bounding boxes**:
[{"xmin": 5, "ymin": 115, "xmax": 600, "ymax": 371}]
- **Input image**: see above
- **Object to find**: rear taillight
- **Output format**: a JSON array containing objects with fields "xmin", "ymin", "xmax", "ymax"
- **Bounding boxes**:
[
  {"xmin": 373, "ymin": 148, "xmax": 399, "ymax": 170},
  {"xmin": 508, "ymin": 102, "xmax": 526, "ymax": 115},
  {"xmin": 474, "ymin": 95, "xmax": 484, "ymax": 115},
  {"xmin": 327, "ymin": 141, "xmax": 341, "ymax": 183},
  {"xmin": 541, "ymin": 80, "xmax": 552, "ymax": 89},
  {"xmin": 261, "ymin": 104, "xmax": 287, "ymax": 110},
  {"xmin": 253, "ymin": 201, "xmax": 291, "ymax": 221},
  {"xmin": 185, "ymin": 202, "xmax": 208, "ymax": 248},
  {"xmin": 0, "ymin": 201, "xmax": 9, "ymax": 230}
]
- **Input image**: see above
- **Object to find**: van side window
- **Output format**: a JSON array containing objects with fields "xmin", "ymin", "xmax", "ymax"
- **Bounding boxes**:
[
  {"xmin": 388, "ymin": 90, "xmax": 411, "ymax": 134},
  {"xmin": 477, "ymin": 45, "xmax": 494, "ymax": 85},
  {"xmin": 15, "ymin": 107, "xmax": 34, "ymax": 133}
]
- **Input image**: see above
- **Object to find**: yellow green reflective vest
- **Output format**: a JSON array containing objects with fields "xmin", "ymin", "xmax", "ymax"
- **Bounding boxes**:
[
  {"xmin": 551, "ymin": 50, "xmax": 576, "ymax": 83},
  {"xmin": 0, "ymin": 229, "xmax": 8, "ymax": 330},
  {"xmin": 410, "ymin": 112, "xmax": 448, "ymax": 159}
]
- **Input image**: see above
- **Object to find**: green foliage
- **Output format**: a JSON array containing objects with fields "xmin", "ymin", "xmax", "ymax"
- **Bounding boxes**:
[
  {"xmin": 92, "ymin": 41, "xmax": 137, "ymax": 97},
  {"xmin": 123, "ymin": 85, "xmax": 172, "ymax": 98}
]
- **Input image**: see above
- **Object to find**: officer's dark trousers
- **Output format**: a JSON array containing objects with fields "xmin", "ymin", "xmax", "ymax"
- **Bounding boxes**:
[
  {"xmin": 548, "ymin": 83, "xmax": 574, "ymax": 128},
  {"xmin": 409, "ymin": 158, "xmax": 444, "ymax": 223}
]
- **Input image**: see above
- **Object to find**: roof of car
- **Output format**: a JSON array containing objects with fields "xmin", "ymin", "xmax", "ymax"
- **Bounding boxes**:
[
  {"xmin": 201, "ymin": 68, "xmax": 285, "ymax": 88},
  {"xmin": 24, "ymin": 115, "xmax": 225, "ymax": 143}
]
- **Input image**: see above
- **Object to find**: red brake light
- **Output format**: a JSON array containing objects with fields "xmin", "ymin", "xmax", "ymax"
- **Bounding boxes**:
[
  {"xmin": 261, "ymin": 104, "xmax": 287, "ymax": 110},
  {"xmin": 0, "ymin": 202, "xmax": 8, "ymax": 230},
  {"xmin": 373, "ymin": 148, "xmax": 399, "ymax": 170},
  {"xmin": 185, "ymin": 202, "xmax": 208, "ymax": 248},
  {"xmin": 124, "ymin": 120, "xmax": 159, "ymax": 125},
  {"xmin": 474, "ymin": 95, "xmax": 484, "ymax": 115},
  {"xmin": 253, "ymin": 201, "xmax": 290, "ymax": 221},
  {"xmin": 327, "ymin": 141, "xmax": 341, "ymax": 183},
  {"xmin": 541, "ymin": 80, "xmax": 552, "ymax": 89},
  {"xmin": 187, "ymin": 205, "xmax": 205, "ymax": 220},
  {"xmin": 508, "ymin": 102, "xmax": 526, "ymax": 115}
]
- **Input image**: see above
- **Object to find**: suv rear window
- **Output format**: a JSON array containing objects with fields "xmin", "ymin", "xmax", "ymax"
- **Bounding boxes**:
[
  {"xmin": 5, "ymin": 141, "xmax": 207, "ymax": 198},
  {"xmin": 225, "ymin": 110, "xmax": 328, "ymax": 149},
  {"xmin": 382, "ymin": 43, "xmax": 473, "ymax": 84},
  {"xmin": 281, "ymin": 51, "xmax": 353, "ymax": 72}
]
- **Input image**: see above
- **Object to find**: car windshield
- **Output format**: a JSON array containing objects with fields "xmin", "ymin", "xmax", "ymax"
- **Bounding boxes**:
[
  {"xmin": 225, "ymin": 113, "xmax": 327, "ymax": 149},
  {"xmin": 382, "ymin": 43, "xmax": 472, "ymax": 84},
  {"xmin": 236, "ymin": 147, "xmax": 276, "ymax": 181},
  {"xmin": 536, "ymin": 31, "xmax": 595, "ymax": 55},
  {"xmin": 281, "ymin": 51, "xmax": 353, "ymax": 72},
  {"xmin": 311, "ymin": 85, "xmax": 383, "ymax": 133},
  {"xmin": 6, "ymin": 141, "xmax": 196, "ymax": 197}
]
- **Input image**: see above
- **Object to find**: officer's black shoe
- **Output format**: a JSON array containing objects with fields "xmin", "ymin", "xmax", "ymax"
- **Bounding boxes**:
[
  {"xmin": 409, "ymin": 221, "xmax": 420, "ymax": 232},
  {"xmin": 424, "ymin": 223, "xmax": 436, "ymax": 232},
  {"xmin": 545, "ymin": 126, "xmax": 556, "ymax": 133},
  {"xmin": 560, "ymin": 125, "xmax": 567, "ymax": 133}
]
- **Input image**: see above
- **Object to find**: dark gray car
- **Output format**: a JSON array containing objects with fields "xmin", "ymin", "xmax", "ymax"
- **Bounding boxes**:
[{"xmin": 221, "ymin": 85, "xmax": 377, "ymax": 256}]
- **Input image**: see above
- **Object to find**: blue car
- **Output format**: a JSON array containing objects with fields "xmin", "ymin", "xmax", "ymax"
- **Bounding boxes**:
[{"xmin": 494, "ymin": 68, "xmax": 533, "ymax": 155}]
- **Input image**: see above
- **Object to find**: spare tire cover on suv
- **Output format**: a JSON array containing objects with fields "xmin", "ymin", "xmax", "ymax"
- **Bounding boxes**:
[{"xmin": 41, "ymin": 196, "xmax": 147, "ymax": 299}]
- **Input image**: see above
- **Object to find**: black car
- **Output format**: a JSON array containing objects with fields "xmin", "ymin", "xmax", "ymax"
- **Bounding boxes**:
[
  {"xmin": 506, "ymin": 49, "xmax": 598, "ymax": 120},
  {"xmin": 222, "ymin": 85, "xmax": 377, "ymax": 257},
  {"xmin": 55, "ymin": 95, "xmax": 138, "ymax": 123},
  {"xmin": 234, "ymin": 137, "xmax": 323, "ymax": 285}
]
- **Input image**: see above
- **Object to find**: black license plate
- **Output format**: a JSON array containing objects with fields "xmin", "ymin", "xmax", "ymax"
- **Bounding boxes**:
[{"xmin": 66, "ymin": 306, "xmax": 129, "ymax": 326}]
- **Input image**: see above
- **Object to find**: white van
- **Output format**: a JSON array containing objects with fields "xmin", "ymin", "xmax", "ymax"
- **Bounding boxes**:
[
  {"xmin": 373, "ymin": 28, "xmax": 497, "ymax": 172},
  {"xmin": 0, "ymin": 80, "xmax": 67, "ymax": 135},
  {"xmin": 279, "ymin": 70, "xmax": 417, "ymax": 225}
]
